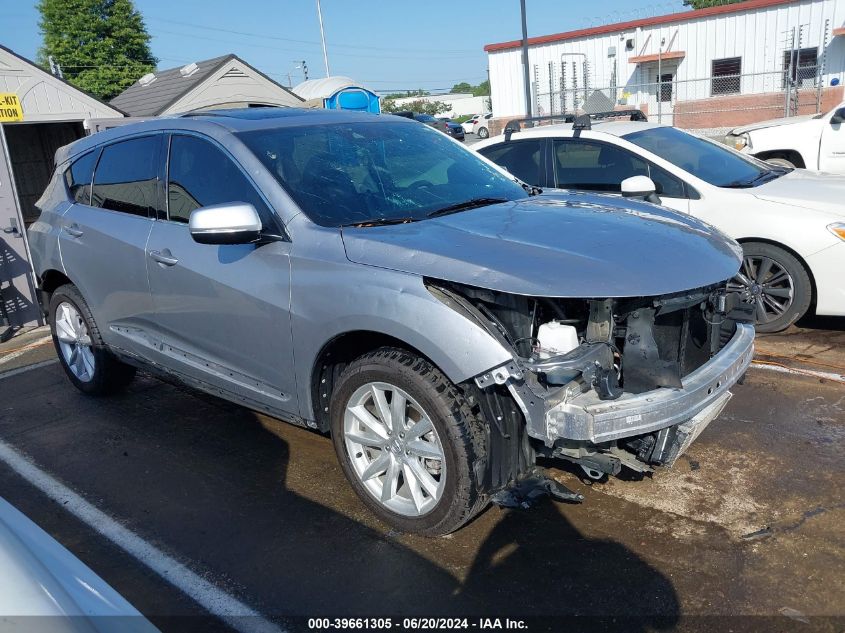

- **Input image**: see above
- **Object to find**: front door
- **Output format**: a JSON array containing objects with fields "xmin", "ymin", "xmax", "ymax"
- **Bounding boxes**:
[
  {"xmin": 818, "ymin": 107, "xmax": 845, "ymax": 173},
  {"xmin": 145, "ymin": 133, "xmax": 297, "ymax": 416}
]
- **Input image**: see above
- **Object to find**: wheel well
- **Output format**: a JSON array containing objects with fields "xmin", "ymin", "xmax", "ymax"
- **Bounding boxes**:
[
  {"xmin": 40, "ymin": 269, "xmax": 72, "ymax": 295},
  {"xmin": 310, "ymin": 331, "xmax": 434, "ymax": 433},
  {"xmin": 753, "ymin": 149, "xmax": 806, "ymax": 168},
  {"xmin": 736, "ymin": 238, "xmax": 816, "ymax": 305}
]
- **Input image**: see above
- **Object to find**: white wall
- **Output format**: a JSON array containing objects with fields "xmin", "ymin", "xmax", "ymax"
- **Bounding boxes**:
[{"xmin": 488, "ymin": 0, "xmax": 845, "ymax": 118}]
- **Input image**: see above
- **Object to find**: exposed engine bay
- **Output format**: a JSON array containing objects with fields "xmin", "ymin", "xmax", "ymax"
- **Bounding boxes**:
[{"xmin": 427, "ymin": 279, "xmax": 755, "ymax": 497}]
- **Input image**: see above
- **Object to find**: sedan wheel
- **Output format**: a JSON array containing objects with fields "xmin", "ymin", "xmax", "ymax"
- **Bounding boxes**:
[
  {"xmin": 54, "ymin": 301, "xmax": 96, "ymax": 382},
  {"xmin": 343, "ymin": 381, "xmax": 446, "ymax": 517},
  {"xmin": 726, "ymin": 243, "xmax": 812, "ymax": 332}
]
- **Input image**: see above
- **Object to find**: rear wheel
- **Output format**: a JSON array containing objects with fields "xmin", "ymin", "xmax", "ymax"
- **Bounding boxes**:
[
  {"xmin": 765, "ymin": 157, "xmax": 796, "ymax": 169},
  {"xmin": 49, "ymin": 284, "xmax": 136, "ymax": 395},
  {"xmin": 477, "ymin": 126, "xmax": 489, "ymax": 139},
  {"xmin": 330, "ymin": 347, "xmax": 487, "ymax": 536},
  {"xmin": 727, "ymin": 243, "xmax": 811, "ymax": 333}
]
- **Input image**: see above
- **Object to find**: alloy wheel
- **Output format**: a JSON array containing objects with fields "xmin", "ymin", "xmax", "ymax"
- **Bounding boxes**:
[
  {"xmin": 343, "ymin": 382, "xmax": 446, "ymax": 517},
  {"xmin": 727, "ymin": 255, "xmax": 794, "ymax": 325},
  {"xmin": 54, "ymin": 301, "xmax": 95, "ymax": 382}
]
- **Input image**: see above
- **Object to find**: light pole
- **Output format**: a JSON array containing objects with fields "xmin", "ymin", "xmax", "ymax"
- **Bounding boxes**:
[
  {"xmin": 520, "ymin": 0, "xmax": 532, "ymax": 118},
  {"xmin": 316, "ymin": 0, "xmax": 331, "ymax": 77}
]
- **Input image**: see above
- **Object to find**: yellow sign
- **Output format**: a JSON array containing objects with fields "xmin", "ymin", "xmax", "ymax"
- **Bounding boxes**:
[{"xmin": 0, "ymin": 93, "xmax": 23, "ymax": 122}]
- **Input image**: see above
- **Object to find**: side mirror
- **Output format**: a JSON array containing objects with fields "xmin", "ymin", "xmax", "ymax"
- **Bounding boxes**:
[
  {"xmin": 189, "ymin": 202, "xmax": 262, "ymax": 245},
  {"xmin": 830, "ymin": 107, "xmax": 845, "ymax": 125},
  {"xmin": 621, "ymin": 175, "xmax": 662, "ymax": 205}
]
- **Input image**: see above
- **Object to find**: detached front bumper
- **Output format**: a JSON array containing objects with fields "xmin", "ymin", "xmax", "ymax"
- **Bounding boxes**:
[{"xmin": 547, "ymin": 322, "xmax": 754, "ymax": 443}]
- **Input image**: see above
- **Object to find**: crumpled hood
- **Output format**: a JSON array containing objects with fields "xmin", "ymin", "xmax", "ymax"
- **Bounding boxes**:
[
  {"xmin": 731, "ymin": 113, "xmax": 817, "ymax": 134},
  {"xmin": 341, "ymin": 195, "xmax": 742, "ymax": 298},
  {"xmin": 753, "ymin": 170, "xmax": 845, "ymax": 217}
]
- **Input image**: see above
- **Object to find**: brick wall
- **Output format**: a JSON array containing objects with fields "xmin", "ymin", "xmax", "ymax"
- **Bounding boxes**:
[{"xmin": 673, "ymin": 85, "xmax": 844, "ymax": 129}]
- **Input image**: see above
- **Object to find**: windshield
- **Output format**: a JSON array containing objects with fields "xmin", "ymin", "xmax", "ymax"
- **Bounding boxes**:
[
  {"xmin": 623, "ymin": 126, "xmax": 784, "ymax": 188},
  {"xmin": 238, "ymin": 120, "xmax": 527, "ymax": 227}
]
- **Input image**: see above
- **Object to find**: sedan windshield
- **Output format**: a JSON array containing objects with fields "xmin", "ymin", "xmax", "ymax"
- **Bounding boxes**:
[
  {"xmin": 623, "ymin": 126, "xmax": 785, "ymax": 188},
  {"xmin": 238, "ymin": 120, "xmax": 527, "ymax": 227}
]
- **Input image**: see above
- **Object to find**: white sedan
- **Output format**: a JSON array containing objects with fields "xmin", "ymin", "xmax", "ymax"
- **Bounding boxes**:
[{"xmin": 474, "ymin": 116, "xmax": 845, "ymax": 332}]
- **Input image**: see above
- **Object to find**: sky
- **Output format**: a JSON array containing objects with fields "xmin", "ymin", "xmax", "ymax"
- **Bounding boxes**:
[{"xmin": 2, "ymin": 0, "xmax": 688, "ymax": 94}]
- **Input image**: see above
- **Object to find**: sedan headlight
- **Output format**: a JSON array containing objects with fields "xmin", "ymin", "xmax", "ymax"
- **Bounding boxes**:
[{"xmin": 828, "ymin": 222, "xmax": 845, "ymax": 241}]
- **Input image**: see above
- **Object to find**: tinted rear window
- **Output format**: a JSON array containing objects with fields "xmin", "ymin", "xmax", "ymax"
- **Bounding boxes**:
[
  {"xmin": 91, "ymin": 136, "xmax": 161, "ymax": 217},
  {"xmin": 64, "ymin": 150, "xmax": 99, "ymax": 205}
]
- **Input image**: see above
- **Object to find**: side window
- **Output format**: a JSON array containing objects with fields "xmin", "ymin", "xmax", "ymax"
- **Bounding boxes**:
[
  {"xmin": 553, "ymin": 139, "xmax": 648, "ymax": 191},
  {"xmin": 91, "ymin": 136, "xmax": 161, "ymax": 217},
  {"xmin": 477, "ymin": 140, "xmax": 544, "ymax": 186},
  {"xmin": 167, "ymin": 135, "xmax": 272, "ymax": 226},
  {"xmin": 64, "ymin": 150, "xmax": 99, "ymax": 205},
  {"xmin": 649, "ymin": 163, "xmax": 686, "ymax": 198}
]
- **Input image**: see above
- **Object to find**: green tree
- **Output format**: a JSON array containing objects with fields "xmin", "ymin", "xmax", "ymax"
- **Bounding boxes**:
[
  {"xmin": 472, "ymin": 79, "xmax": 490, "ymax": 97},
  {"xmin": 682, "ymin": 0, "xmax": 743, "ymax": 8},
  {"xmin": 450, "ymin": 82, "xmax": 473, "ymax": 94},
  {"xmin": 381, "ymin": 98, "xmax": 449, "ymax": 115},
  {"xmin": 37, "ymin": 0, "xmax": 157, "ymax": 100}
]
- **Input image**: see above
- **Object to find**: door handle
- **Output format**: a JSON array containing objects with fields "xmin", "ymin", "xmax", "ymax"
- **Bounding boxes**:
[
  {"xmin": 149, "ymin": 250, "xmax": 179, "ymax": 266},
  {"xmin": 64, "ymin": 224, "xmax": 83, "ymax": 238}
]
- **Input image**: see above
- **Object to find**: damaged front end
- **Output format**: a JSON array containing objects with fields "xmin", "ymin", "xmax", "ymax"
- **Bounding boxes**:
[{"xmin": 428, "ymin": 280, "xmax": 755, "ymax": 489}]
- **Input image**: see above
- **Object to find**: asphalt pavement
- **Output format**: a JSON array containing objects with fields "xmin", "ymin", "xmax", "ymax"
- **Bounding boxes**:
[{"xmin": 0, "ymin": 320, "xmax": 843, "ymax": 632}]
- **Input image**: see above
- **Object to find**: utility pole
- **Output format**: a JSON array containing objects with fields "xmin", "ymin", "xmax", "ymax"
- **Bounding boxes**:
[
  {"xmin": 520, "ymin": 0, "xmax": 532, "ymax": 118},
  {"xmin": 316, "ymin": 0, "xmax": 331, "ymax": 77}
]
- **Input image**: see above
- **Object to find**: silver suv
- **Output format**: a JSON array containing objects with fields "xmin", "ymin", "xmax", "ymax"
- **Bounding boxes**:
[{"xmin": 29, "ymin": 108, "xmax": 754, "ymax": 535}]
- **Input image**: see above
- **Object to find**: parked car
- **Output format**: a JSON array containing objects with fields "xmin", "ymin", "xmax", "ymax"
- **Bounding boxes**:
[
  {"xmin": 0, "ymin": 496, "xmax": 157, "ymax": 631},
  {"xmin": 29, "ymin": 108, "xmax": 753, "ymax": 535},
  {"xmin": 474, "ymin": 112, "xmax": 845, "ymax": 332},
  {"xmin": 726, "ymin": 100, "xmax": 845, "ymax": 171},
  {"xmin": 413, "ymin": 112, "xmax": 450, "ymax": 134},
  {"xmin": 462, "ymin": 114, "xmax": 480, "ymax": 134},
  {"xmin": 436, "ymin": 117, "xmax": 466, "ymax": 141},
  {"xmin": 474, "ymin": 113, "xmax": 493, "ymax": 138}
]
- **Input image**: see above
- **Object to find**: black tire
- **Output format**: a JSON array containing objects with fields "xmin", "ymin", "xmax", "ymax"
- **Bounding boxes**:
[
  {"xmin": 49, "ymin": 283, "xmax": 136, "ymax": 395},
  {"xmin": 330, "ymin": 347, "xmax": 487, "ymax": 536},
  {"xmin": 738, "ymin": 242, "xmax": 812, "ymax": 333},
  {"xmin": 765, "ymin": 157, "xmax": 796, "ymax": 169},
  {"xmin": 477, "ymin": 126, "xmax": 489, "ymax": 139}
]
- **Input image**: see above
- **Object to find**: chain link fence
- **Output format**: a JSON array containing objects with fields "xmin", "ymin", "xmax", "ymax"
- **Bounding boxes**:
[{"xmin": 532, "ymin": 67, "xmax": 834, "ymax": 136}]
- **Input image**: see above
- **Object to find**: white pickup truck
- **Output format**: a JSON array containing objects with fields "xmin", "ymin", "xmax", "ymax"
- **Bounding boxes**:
[{"xmin": 726, "ymin": 101, "xmax": 845, "ymax": 173}]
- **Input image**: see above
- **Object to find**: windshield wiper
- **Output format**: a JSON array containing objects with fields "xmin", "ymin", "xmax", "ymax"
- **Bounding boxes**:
[
  {"xmin": 426, "ymin": 197, "xmax": 508, "ymax": 218},
  {"xmin": 722, "ymin": 169, "xmax": 782, "ymax": 188},
  {"xmin": 343, "ymin": 216, "xmax": 416, "ymax": 228}
]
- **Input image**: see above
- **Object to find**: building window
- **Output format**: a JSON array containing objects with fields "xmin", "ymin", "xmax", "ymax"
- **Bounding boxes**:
[
  {"xmin": 783, "ymin": 47, "xmax": 818, "ymax": 87},
  {"xmin": 659, "ymin": 73, "xmax": 673, "ymax": 103},
  {"xmin": 711, "ymin": 57, "xmax": 742, "ymax": 95}
]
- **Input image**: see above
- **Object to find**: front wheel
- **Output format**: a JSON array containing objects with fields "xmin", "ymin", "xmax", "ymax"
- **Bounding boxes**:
[
  {"xmin": 330, "ymin": 347, "xmax": 487, "ymax": 536},
  {"xmin": 49, "ymin": 284, "xmax": 136, "ymax": 395},
  {"xmin": 727, "ymin": 243, "xmax": 812, "ymax": 333}
]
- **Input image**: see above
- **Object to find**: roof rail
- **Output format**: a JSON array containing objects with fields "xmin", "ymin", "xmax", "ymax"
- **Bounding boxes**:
[{"xmin": 503, "ymin": 109, "xmax": 647, "ymax": 139}]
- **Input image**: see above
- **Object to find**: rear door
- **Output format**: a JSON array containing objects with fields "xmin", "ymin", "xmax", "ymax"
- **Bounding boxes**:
[
  {"xmin": 145, "ymin": 133, "xmax": 297, "ymax": 416},
  {"xmin": 476, "ymin": 138, "xmax": 547, "ymax": 187},
  {"xmin": 58, "ymin": 135, "xmax": 162, "ymax": 354}
]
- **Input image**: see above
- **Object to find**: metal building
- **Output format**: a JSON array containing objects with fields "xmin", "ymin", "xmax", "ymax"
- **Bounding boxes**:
[
  {"xmin": 0, "ymin": 45, "xmax": 124, "ymax": 337},
  {"xmin": 485, "ymin": 0, "xmax": 845, "ymax": 131}
]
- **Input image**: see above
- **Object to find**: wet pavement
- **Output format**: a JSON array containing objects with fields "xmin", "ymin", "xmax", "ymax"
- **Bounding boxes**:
[{"xmin": 0, "ymin": 322, "xmax": 843, "ymax": 632}]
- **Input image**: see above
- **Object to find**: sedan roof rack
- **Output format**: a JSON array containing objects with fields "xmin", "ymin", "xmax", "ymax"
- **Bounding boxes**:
[{"xmin": 503, "ymin": 109, "xmax": 647, "ymax": 140}]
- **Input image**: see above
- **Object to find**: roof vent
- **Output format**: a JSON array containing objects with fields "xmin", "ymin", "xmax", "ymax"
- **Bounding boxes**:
[
  {"xmin": 180, "ymin": 62, "xmax": 199, "ymax": 77},
  {"xmin": 139, "ymin": 72, "xmax": 156, "ymax": 86}
]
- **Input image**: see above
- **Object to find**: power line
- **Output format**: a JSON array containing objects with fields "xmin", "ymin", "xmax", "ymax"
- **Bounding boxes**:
[{"xmin": 146, "ymin": 16, "xmax": 480, "ymax": 55}]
